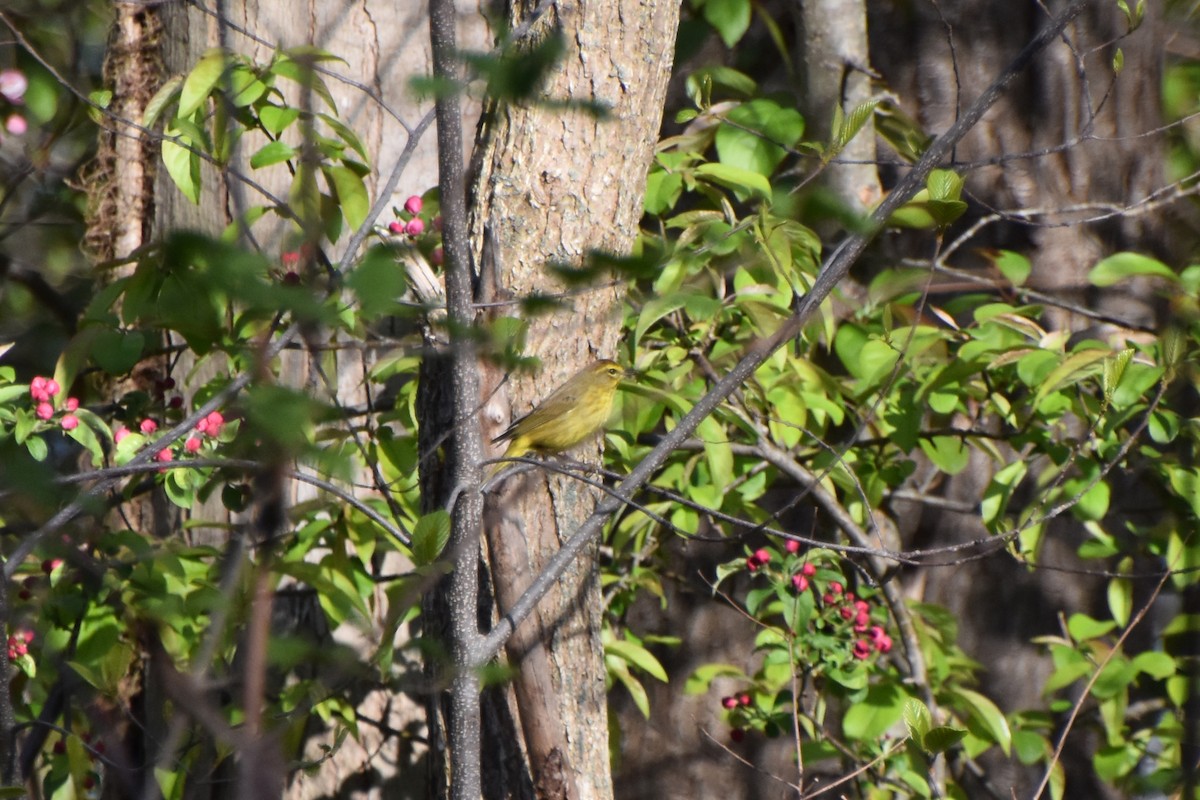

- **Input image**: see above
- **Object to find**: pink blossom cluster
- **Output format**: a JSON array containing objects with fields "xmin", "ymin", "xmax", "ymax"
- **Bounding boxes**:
[
  {"xmin": 386, "ymin": 194, "xmax": 443, "ymax": 266},
  {"xmin": 6, "ymin": 629, "xmax": 32, "ymax": 661},
  {"xmin": 0, "ymin": 68, "xmax": 28, "ymax": 140},
  {"xmin": 29, "ymin": 376, "xmax": 82, "ymax": 430}
]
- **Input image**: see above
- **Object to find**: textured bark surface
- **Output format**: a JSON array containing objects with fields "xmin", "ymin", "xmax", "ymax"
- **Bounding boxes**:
[
  {"xmin": 794, "ymin": 0, "xmax": 881, "ymax": 214},
  {"xmin": 469, "ymin": 0, "xmax": 680, "ymax": 797}
]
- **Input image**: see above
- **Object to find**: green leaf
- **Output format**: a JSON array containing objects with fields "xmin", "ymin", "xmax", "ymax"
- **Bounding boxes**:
[
  {"xmin": 178, "ymin": 48, "xmax": 228, "ymax": 118},
  {"xmin": 644, "ymin": 169, "xmax": 684, "ymax": 216},
  {"xmin": 143, "ymin": 75, "xmax": 183, "ymax": 128},
  {"xmin": 842, "ymin": 683, "xmax": 906, "ymax": 740},
  {"xmin": 249, "ymin": 140, "xmax": 296, "ymax": 169},
  {"xmin": 918, "ymin": 435, "xmax": 970, "ymax": 475},
  {"xmin": 904, "ymin": 699, "xmax": 932, "ymax": 741},
  {"xmin": 993, "ymin": 250, "xmax": 1031, "ymax": 287},
  {"xmin": 258, "ymin": 104, "xmax": 301, "ymax": 135},
  {"xmin": 411, "ymin": 511, "xmax": 450, "ymax": 566},
  {"xmin": 684, "ymin": 663, "xmax": 744, "ymax": 694},
  {"xmin": 953, "ymin": 687, "xmax": 1012, "ymax": 756},
  {"xmin": 1067, "ymin": 613, "xmax": 1117, "ymax": 641},
  {"xmin": 1088, "ymin": 251, "xmax": 1176, "ymax": 287},
  {"xmin": 694, "ymin": 162, "xmax": 771, "ymax": 201},
  {"xmin": 703, "ymin": 0, "xmax": 752, "ymax": 48},
  {"xmin": 923, "ymin": 725, "xmax": 968, "ymax": 754},
  {"xmin": 162, "ymin": 133, "xmax": 201, "ymax": 204},
  {"xmin": 714, "ymin": 98, "xmax": 804, "ymax": 176},
  {"xmin": 1131, "ymin": 650, "xmax": 1175, "ymax": 680},
  {"xmin": 91, "ymin": 328, "xmax": 145, "ymax": 375},
  {"xmin": 605, "ymin": 637, "xmax": 669, "ymax": 682},
  {"xmin": 348, "ymin": 246, "xmax": 406, "ymax": 321},
  {"xmin": 325, "ymin": 165, "xmax": 370, "ymax": 230},
  {"xmin": 1107, "ymin": 570, "xmax": 1132, "ymax": 628}
]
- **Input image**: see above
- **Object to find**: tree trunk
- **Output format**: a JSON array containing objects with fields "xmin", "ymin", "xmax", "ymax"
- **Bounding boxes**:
[{"xmin": 466, "ymin": 1, "xmax": 680, "ymax": 797}]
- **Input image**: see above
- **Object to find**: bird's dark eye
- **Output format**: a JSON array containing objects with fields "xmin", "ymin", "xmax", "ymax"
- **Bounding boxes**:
[{"xmin": 609, "ymin": 368, "xmax": 620, "ymax": 377}]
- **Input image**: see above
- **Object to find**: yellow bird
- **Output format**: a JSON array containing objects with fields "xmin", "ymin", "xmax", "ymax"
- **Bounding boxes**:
[{"xmin": 490, "ymin": 359, "xmax": 630, "ymax": 475}]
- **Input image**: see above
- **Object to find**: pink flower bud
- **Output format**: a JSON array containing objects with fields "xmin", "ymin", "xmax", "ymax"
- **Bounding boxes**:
[
  {"xmin": 753, "ymin": 548, "xmax": 770, "ymax": 564},
  {"xmin": 184, "ymin": 437, "xmax": 202, "ymax": 453},
  {"xmin": 876, "ymin": 634, "xmax": 893, "ymax": 653},
  {"xmin": 403, "ymin": 195, "xmax": 423, "ymax": 215},
  {"xmin": 64, "ymin": 397, "xmax": 79, "ymax": 411},
  {"xmin": 44, "ymin": 379, "xmax": 60, "ymax": 397},
  {"xmin": 5, "ymin": 115, "xmax": 26, "ymax": 136},
  {"xmin": 30, "ymin": 376, "xmax": 47, "ymax": 402},
  {"xmin": 60, "ymin": 414, "xmax": 79, "ymax": 431},
  {"xmin": 281, "ymin": 250, "xmax": 301, "ymax": 267},
  {"xmin": 854, "ymin": 599, "xmax": 869, "ymax": 613},
  {"xmin": 869, "ymin": 625, "xmax": 886, "ymax": 641},
  {"xmin": 21, "ymin": 630, "xmax": 33, "ymax": 643},
  {"xmin": 405, "ymin": 218, "xmax": 425, "ymax": 236},
  {"xmin": 852, "ymin": 639, "xmax": 871, "ymax": 660},
  {"xmin": 830, "ymin": 581, "xmax": 843, "ymax": 595},
  {"xmin": 784, "ymin": 539, "xmax": 800, "ymax": 553},
  {"xmin": 801, "ymin": 563, "xmax": 816, "ymax": 577},
  {"xmin": 139, "ymin": 418, "xmax": 157, "ymax": 434},
  {"xmin": 154, "ymin": 448, "xmax": 173, "ymax": 463},
  {"xmin": 791, "ymin": 574, "xmax": 809, "ymax": 592},
  {"xmin": 205, "ymin": 411, "xmax": 224, "ymax": 435},
  {"xmin": 113, "ymin": 427, "xmax": 130, "ymax": 444},
  {"xmin": 720, "ymin": 696, "xmax": 738, "ymax": 710},
  {"xmin": 387, "ymin": 220, "xmax": 404, "ymax": 235},
  {"xmin": 745, "ymin": 557, "xmax": 759, "ymax": 572},
  {"xmin": 431, "ymin": 246, "xmax": 444, "ymax": 266},
  {"xmin": 35, "ymin": 402, "xmax": 54, "ymax": 420},
  {"xmin": 0, "ymin": 70, "xmax": 26, "ymax": 103},
  {"xmin": 839, "ymin": 606, "xmax": 854, "ymax": 620},
  {"xmin": 738, "ymin": 693, "xmax": 752, "ymax": 707},
  {"xmin": 433, "ymin": 215, "xmax": 443, "ymax": 232}
]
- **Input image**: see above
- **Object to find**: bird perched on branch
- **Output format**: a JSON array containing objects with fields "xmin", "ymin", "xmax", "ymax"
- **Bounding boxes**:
[{"xmin": 489, "ymin": 359, "xmax": 631, "ymax": 476}]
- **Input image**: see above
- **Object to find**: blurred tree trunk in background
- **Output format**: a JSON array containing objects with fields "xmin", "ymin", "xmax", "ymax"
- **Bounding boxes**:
[{"xmin": 96, "ymin": 0, "xmax": 485, "ymax": 795}]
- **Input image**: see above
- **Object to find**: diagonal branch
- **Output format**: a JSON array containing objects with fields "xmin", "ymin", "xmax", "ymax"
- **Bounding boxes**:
[{"xmin": 474, "ymin": 0, "xmax": 1091, "ymax": 665}]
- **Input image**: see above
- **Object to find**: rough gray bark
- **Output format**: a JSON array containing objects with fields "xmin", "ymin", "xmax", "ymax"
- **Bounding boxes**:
[{"xmin": 466, "ymin": 0, "xmax": 681, "ymax": 797}]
